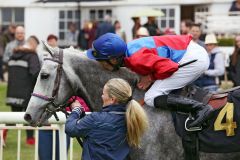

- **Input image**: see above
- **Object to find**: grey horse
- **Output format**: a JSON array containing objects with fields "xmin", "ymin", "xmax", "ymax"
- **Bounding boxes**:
[{"xmin": 24, "ymin": 45, "xmax": 240, "ymax": 160}]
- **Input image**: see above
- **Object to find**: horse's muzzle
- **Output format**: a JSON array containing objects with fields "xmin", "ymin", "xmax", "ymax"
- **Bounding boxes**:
[
  {"xmin": 24, "ymin": 113, "xmax": 38, "ymax": 127},
  {"xmin": 24, "ymin": 113, "xmax": 32, "ymax": 122}
]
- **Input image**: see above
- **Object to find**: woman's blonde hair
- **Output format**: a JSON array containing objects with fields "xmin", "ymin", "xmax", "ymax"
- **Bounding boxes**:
[{"xmin": 105, "ymin": 78, "xmax": 149, "ymax": 148}]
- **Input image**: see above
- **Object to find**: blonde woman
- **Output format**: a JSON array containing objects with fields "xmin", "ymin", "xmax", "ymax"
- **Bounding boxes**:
[{"xmin": 65, "ymin": 78, "xmax": 148, "ymax": 160}]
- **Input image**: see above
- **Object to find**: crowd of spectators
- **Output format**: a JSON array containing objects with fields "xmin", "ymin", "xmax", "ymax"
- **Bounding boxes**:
[{"xmin": 0, "ymin": 6, "xmax": 240, "ymax": 158}]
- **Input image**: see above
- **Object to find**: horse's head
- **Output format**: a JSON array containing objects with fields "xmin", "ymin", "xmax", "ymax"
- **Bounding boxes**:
[{"xmin": 24, "ymin": 43, "xmax": 77, "ymax": 126}]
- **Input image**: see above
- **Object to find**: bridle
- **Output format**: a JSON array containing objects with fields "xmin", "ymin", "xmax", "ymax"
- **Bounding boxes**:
[
  {"xmin": 31, "ymin": 48, "xmax": 85, "ymax": 147},
  {"xmin": 31, "ymin": 49, "xmax": 70, "ymax": 121}
]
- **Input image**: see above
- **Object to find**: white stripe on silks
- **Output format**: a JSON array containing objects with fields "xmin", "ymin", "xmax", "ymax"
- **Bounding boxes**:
[{"xmin": 8, "ymin": 60, "xmax": 28, "ymax": 68}]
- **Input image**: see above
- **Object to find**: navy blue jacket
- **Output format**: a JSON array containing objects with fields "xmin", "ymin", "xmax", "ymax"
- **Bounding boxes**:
[
  {"xmin": 194, "ymin": 53, "xmax": 216, "ymax": 87},
  {"xmin": 65, "ymin": 104, "xmax": 129, "ymax": 160}
]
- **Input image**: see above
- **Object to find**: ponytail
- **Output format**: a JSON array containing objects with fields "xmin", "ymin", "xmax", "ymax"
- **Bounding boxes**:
[
  {"xmin": 126, "ymin": 99, "xmax": 148, "ymax": 148},
  {"xmin": 105, "ymin": 78, "xmax": 149, "ymax": 148}
]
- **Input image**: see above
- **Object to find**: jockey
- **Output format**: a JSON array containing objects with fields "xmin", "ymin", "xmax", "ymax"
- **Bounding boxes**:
[{"xmin": 87, "ymin": 33, "xmax": 215, "ymax": 127}]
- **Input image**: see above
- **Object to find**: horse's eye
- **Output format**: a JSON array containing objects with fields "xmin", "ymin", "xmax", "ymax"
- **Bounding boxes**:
[{"xmin": 41, "ymin": 73, "xmax": 49, "ymax": 80}]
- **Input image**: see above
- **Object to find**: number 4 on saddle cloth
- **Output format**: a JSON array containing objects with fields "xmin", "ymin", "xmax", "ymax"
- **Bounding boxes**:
[{"xmin": 172, "ymin": 85, "xmax": 240, "ymax": 153}]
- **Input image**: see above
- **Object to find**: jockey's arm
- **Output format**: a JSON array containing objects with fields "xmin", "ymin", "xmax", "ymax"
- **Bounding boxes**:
[{"xmin": 124, "ymin": 48, "xmax": 179, "ymax": 80}]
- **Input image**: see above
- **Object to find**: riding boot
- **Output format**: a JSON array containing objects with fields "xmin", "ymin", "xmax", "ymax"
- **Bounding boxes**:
[{"xmin": 154, "ymin": 94, "xmax": 215, "ymax": 127}]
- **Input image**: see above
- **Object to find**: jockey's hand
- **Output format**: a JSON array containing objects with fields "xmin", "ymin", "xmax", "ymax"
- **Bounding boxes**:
[{"xmin": 137, "ymin": 75, "xmax": 153, "ymax": 90}]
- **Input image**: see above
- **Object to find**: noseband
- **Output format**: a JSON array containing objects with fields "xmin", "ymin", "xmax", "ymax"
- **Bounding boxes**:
[{"xmin": 31, "ymin": 49, "xmax": 70, "ymax": 121}]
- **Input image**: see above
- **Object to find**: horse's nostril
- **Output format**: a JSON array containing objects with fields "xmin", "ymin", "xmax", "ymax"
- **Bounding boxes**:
[{"xmin": 24, "ymin": 114, "xmax": 32, "ymax": 122}]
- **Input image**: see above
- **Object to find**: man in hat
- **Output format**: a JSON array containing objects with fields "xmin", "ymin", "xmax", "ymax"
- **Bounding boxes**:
[
  {"xmin": 135, "ymin": 27, "xmax": 149, "ymax": 39},
  {"xmin": 194, "ymin": 33, "xmax": 224, "ymax": 92}
]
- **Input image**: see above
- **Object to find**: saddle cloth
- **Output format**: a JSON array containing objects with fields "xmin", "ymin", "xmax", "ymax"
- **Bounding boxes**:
[{"xmin": 173, "ymin": 86, "xmax": 240, "ymax": 153}]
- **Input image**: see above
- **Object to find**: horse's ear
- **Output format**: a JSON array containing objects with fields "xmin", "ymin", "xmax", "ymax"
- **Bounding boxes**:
[{"xmin": 42, "ymin": 40, "xmax": 54, "ymax": 57}]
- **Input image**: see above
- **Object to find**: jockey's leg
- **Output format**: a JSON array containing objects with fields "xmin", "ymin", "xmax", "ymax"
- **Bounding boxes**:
[
  {"xmin": 153, "ymin": 94, "xmax": 214, "ymax": 127},
  {"xmin": 144, "ymin": 41, "xmax": 209, "ymax": 107},
  {"xmin": 144, "ymin": 41, "xmax": 211, "ymax": 127}
]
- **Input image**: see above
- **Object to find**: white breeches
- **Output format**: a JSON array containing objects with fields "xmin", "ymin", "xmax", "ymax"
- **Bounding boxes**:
[{"xmin": 144, "ymin": 41, "xmax": 210, "ymax": 107}]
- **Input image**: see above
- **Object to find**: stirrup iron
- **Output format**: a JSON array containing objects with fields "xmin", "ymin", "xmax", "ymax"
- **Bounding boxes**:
[{"xmin": 185, "ymin": 114, "xmax": 202, "ymax": 132}]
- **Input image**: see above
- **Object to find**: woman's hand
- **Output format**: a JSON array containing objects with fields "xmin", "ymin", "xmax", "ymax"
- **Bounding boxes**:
[
  {"xmin": 137, "ymin": 75, "xmax": 153, "ymax": 90},
  {"xmin": 70, "ymin": 100, "xmax": 86, "ymax": 118},
  {"xmin": 70, "ymin": 100, "xmax": 82, "ymax": 109}
]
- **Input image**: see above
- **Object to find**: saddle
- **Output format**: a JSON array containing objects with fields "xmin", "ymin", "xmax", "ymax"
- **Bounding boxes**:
[
  {"xmin": 208, "ymin": 86, "xmax": 240, "ymax": 109},
  {"xmin": 172, "ymin": 85, "xmax": 240, "ymax": 159},
  {"xmin": 177, "ymin": 85, "xmax": 240, "ymax": 110}
]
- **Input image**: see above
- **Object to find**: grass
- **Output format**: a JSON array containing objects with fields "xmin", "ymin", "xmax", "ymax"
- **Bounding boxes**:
[
  {"xmin": 0, "ymin": 82, "xmax": 8, "ymax": 112},
  {"xmin": 0, "ymin": 82, "xmax": 82, "ymax": 160}
]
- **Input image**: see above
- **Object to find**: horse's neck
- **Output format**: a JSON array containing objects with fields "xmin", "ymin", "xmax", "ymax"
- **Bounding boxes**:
[{"xmin": 63, "ymin": 50, "xmax": 143, "ymax": 110}]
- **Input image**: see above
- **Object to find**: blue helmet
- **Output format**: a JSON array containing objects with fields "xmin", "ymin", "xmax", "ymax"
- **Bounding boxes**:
[{"xmin": 87, "ymin": 33, "xmax": 127, "ymax": 60}]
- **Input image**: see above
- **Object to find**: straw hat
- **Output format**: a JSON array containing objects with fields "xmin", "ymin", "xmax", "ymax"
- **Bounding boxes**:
[
  {"xmin": 136, "ymin": 27, "xmax": 149, "ymax": 37},
  {"xmin": 205, "ymin": 34, "xmax": 218, "ymax": 44}
]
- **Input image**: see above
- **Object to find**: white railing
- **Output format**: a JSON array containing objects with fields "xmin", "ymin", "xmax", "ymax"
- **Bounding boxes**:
[
  {"xmin": 195, "ymin": 11, "xmax": 240, "ymax": 35},
  {"xmin": 0, "ymin": 112, "xmax": 73, "ymax": 160}
]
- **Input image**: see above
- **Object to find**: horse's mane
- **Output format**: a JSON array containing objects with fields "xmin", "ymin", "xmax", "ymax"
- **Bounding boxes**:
[{"xmin": 62, "ymin": 47, "xmax": 142, "ymax": 110}]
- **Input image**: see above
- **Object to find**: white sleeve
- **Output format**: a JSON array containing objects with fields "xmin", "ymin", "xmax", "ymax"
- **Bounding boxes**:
[{"xmin": 204, "ymin": 53, "xmax": 225, "ymax": 77}]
